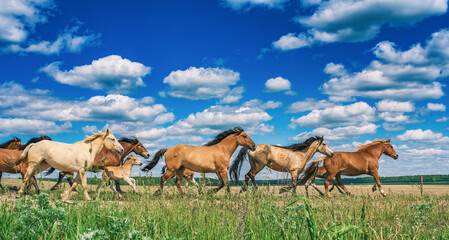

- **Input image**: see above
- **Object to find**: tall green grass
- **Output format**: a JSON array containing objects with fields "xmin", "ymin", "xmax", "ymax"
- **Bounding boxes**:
[{"xmin": 1, "ymin": 186, "xmax": 448, "ymax": 239}]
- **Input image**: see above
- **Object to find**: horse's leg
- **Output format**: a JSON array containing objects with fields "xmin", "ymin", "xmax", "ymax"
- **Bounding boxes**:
[
  {"xmin": 124, "ymin": 177, "xmax": 138, "ymax": 193},
  {"xmin": 335, "ymin": 174, "xmax": 351, "ymax": 195},
  {"xmin": 175, "ymin": 169, "xmax": 184, "ymax": 196},
  {"xmin": 109, "ymin": 180, "xmax": 123, "ymax": 198},
  {"xmin": 17, "ymin": 161, "xmax": 39, "ymax": 197},
  {"xmin": 372, "ymin": 184, "xmax": 377, "ymax": 192},
  {"xmin": 50, "ymin": 172, "xmax": 66, "ymax": 191},
  {"xmin": 155, "ymin": 169, "xmax": 176, "ymax": 195},
  {"xmin": 371, "ymin": 170, "xmax": 387, "ymax": 197},
  {"xmin": 211, "ymin": 170, "xmax": 228, "ymax": 193},
  {"xmin": 0, "ymin": 172, "xmax": 3, "ymax": 189},
  {"xmin": 324, "ymin": 172, "xmax": 338, "ymax": 197},
  {"xmin": 191, "ymin": 176, "xmax": 200, "ymax": 190},
  {"xmin": 243, "ymin": 164, "xmax": 264, "ymax": 192},
  {"xmin": 115, "ymin": 180, "xmax": 124, "ymax": 194},
  {"xmin": 280, "ymin": 169, "xmax": 299, "ymax": 194},
  {"xmin": 62, "ymin": 173, "xmax": 81, "ymax": 200},
  {"xmin": 333, "ymin": 179, "xmax": 345, "ymax": 194},
  {"xmin": 30, "ymin": 176, "xmax": 40, "ymax": 194},
  {"xmin": 96, "ymin": 171, "xmax": 107, "ymax": 198},
  {"xmin": 79, "ymin": 170, "xmax": 91, "ymax": 201}
]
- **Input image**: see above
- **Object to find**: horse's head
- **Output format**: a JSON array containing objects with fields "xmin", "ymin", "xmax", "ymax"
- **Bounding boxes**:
[
  {"xmin": 11, "ymin": 137, "xmax": 22, "ymax": 149},
  {"xmin": 234, "ymin": 127, "xmax": 256, "ymax": 151},
  {"xmin": 382, "ymin": 139, "xmax": 398, "ymax": 160},
  {"xmin": 126, "ymin": 155, "xmax": 143, "ymax": 166},
  {"xmin": 103, "ymin": 129, "xmax": 124, "ymax": 155},
  {"xmin": 133, "ymin": 141, "xmax": 150, "ymax": 159},
  {"xmin": 316, "ymin": 136, "xmax": 334, "ymax": 158}
]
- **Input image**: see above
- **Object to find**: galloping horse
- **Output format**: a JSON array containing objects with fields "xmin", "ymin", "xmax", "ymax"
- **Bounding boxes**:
[
  {"xmin": 302, "ymin": 157, "xmax": 346, "ymax": 196},
  {"xmin": 299, "ymin": 139, "xmax": 398, "ymax": 197},
  {"xmin": 16, "ymin": 130, "xmax": 124, "ymax": 200},
  {"xmin": 142, "ymin": 127, "xmax": 256, "ymax": 195},
  {"xmin": 0, "ymin": 136, "xmax": 51, "ymax": 191},
  {"xmin": 0, "ymin": 137, "xmax": 22, "ymax": 149},
  {"xmin": 229, "ymin": 136, "xmax": 334, "ymax": 193},
  {"xmin": 46, "ymin": 137, "xmax": 150, "ymax": 193},
  {"xmin": 162, "ymin": 166, "xmax": 199, "ymax": 189}
]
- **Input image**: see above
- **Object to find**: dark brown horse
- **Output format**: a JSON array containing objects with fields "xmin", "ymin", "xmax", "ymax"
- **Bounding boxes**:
[
  {"xmin": 46, "ymin": 137, "xmax": 150, "ymax": 193},
  {"xmin": 143, "ymin": 127, "xmax": 256, "ymax": 195},
  {"xmin": 229, "ymin": 136, "xmax": 334, "ymax": 194},
  {"xmin": 0, "ymin": 136, "xmax": 51, "ymax": 192},
  {"xmin": 300, "ymin": 139, "xmax": 398, "ymax": 197},
  {"xmin": 0, "ymin": 137, "xmax": 22, "ymax": 149}
]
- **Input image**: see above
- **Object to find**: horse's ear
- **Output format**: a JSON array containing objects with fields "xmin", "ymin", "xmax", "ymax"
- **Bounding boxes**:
[
  {"xmin": 386, "ymin": 139, "xmax": 391, "ymax": 143},
  {"xmin": 234, "ymin": 127, "xmax": 243, "ymax": 134},
  {"xmin": 106, "ymin": 129, "xmax": 111, "ymax": 135}
]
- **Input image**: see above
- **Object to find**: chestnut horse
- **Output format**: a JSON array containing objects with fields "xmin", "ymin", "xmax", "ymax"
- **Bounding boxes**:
[
  {"xmin": 302, "ymin": 158, "xmax": 345, "ymax": 196},
  {"xmin": 46, "ymin": 137, "xmax": 150, "ymax": 193},
  {"xmin": 16, "ymin": 129, "xmax": 124, "ymax": 200},
  {"xmin": 162, "ymin": 166, "xmax": 199, "ymax": 189},
  {"xmin": 229, "ymin": 136, "xmax": 334, "ymax": 193},
  {"xmin": 0, "ymin": 137, "xmax": 22, "ymax": 149},
  {"xmin": 300, "ymin": 139, "xmax": 398, "ymax": 197},
  {"xmin": 142, "ymin": 127, "xmax": 256, "ymax": 195},
  {"xmin": 0, "ymin": 136, "xmax": 51, "ymax": 191}
]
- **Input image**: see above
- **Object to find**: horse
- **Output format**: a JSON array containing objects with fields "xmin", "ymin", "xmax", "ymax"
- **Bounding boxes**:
[
  {"xmin": 97, "ymin": 155, "xmax": 143, "ymax": 198},
  {"xmin": 299, "ymin": 139, "xmax": 398, "ymax": 197},
  {"xmin": 16, "ymin": 129, "xmax": 124, "ymax": 201},
  {"xmin": 142, "ymin": 127, "xmax": 256, "ymax": 195},
  {"xmin": 0, "ymin": 137, "xmax": 22, "ymax": 149},
  {"xmin": 0, "ymin": 136, "xmax": 51, "ymax": 191},
  {"xmin": 229, "ymin": 136, "xmax": 334, "ymax": 194},
  {"xmin": 46, "ymin": 137, "xmax": 150, "ymax": 193},
  {"xmin": 302, "ymin": 157, "xmax": 346, "ymax": 196},
  {"xmin": 162, "ymin": 165, "xmax": 199, "ymax": 190}
]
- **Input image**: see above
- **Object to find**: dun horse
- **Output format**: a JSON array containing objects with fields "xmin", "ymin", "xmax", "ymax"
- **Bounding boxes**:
[
  {"xmin": 16, "ymin": 129, "xmax": 124, "ymax": 200},
  {"xmin": 229, "ymin": 136, "xmax": 334, "ymax": 193},
  {"xmin": 46, "ymin": 137, "xmax": 150, "ymax": 193},
  {"xmin": 142, "ymin": 127, "xmax": 256, "ymax": 195},
  {"xmin": 300, "ymin": 139, "xmax": 398, "ymax": 197},
  {"xmin": 0, "ymin": 136, "xmax": 51, "ymax": 191}
]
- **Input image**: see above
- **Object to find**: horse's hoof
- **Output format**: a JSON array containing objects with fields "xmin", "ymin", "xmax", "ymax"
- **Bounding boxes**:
[{"xmin": 154, "ymin": 190, "xmax": 161, "ymax": 196}]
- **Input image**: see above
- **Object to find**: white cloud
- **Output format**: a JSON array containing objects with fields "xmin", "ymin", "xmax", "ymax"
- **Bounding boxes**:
[
  {"xmin": 427, "ymin": 103, "xmax": 446, "ymax": 111},
  {"xmin": 219, "ymin": 86, "xmax": 244, "ymax": 104},
  {"xmin": 436, "ymin": 117, "xmax": 449, "ymax": 122},
  {"xmin": 376, "ymin": 100, "xmax": 415, "ymax": 112},
  {"xmin": 287, "ymin": 98, "xmax": 335, "ymax": 113},
  {"xmin": 378, "ymin": 112, "xmax": 410, "ymax": 122},
  {"xmin": 324, "ymin": 62, "xmax": 347, "ymax": 77},
  {"xmin": 40, "ymin": 55, "xmax": 151, "ymax": 93},
  {"xmin": 223, "ymin": 0, "xmax": 287, "ymax": 10},
  {"xmin": 264, "ymin": 77, "xmax": 294, "ymax": 95},
  {"xmin": 273, "ymin": 0, "xmax": 447, "ymax": 50},
  {"xmin": 0, "ymin": 118, "xmax": 71, "ymax": 137},
  {"xmin": 289, "ymin": 102, "xmax": 376, "ymax": 128},
  {"xmin": 291, "ymin": 123, "xmax": 378, "ymax": 141},
  {"xmin": 397, "ymin": 129, "xmax": 449, "ymax": 142},
  {"xmin": 163, "ymin": 67, "xmax": 241, "ymax": 102}
]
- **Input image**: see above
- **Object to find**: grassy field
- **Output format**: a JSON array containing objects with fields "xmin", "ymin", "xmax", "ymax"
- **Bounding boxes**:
[{"xmin": 1, "ymin": 179, "xmax": 449, "ymax": 239}]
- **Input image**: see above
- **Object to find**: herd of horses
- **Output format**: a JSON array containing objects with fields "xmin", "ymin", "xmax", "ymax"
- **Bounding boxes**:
[{"xmin": 0, "ymin": 126, "xmax": 398, "ymax": 200}]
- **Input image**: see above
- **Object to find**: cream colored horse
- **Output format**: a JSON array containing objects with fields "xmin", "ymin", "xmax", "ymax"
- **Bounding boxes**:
[{"xmin": 16, "ymin": 129, "xmax": 124, "ymax": 200}]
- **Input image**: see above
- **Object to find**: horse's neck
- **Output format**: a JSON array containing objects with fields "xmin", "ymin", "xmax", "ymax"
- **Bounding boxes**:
[
  {"xmin": 215, "ymin": 135, "xmax": 239, "ymax": 159},
  {"xmin": 121, "ymin": 160, "xmax": 133, "ymax": 172},
  {"xmin": 89, "ymin": 138, "xmax": 105, "ymax": 160},
  {"xmin": 302, "ymin": 141, "xmax": 320, "ymax": 162},
  {"xmin": 120, "ymin": 142, "xmax": 134, "ymax": 159},
  {"xmin": 364, "ymin": 144, "xmax": 384, "ymax": 161}
]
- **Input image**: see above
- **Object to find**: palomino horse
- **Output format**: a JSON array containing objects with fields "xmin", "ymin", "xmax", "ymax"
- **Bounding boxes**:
[
  {"xmin": 162, "ymin": 166, "xmax": 200, "ymax": 189},
  {"xmin": 0, "ymin": 137, "xmax": 22, "ymax": 149},
  {"xmin": 229, "ymin": 136, "xmax": 334, "ymax": 193},
  {"xmin": 299, "ymin": 139, "xmax": 398, "ymax": 197},
  {"xmin": 16, "ymin": 129, "xmax": 124, "ymax": 200},
  {"xmin": 0, "ymin": 136, "xmax": 51, "ymax": 191},
  {"xmin": 46, "ymin": 137, "xmax": 150, "ymax": 193},
  {"xmin": 142, "ymin": 127, "xmax": 256, "ymax": 195}
]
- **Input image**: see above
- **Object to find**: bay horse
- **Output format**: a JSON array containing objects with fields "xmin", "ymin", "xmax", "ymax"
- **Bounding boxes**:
[
  {"xmin": 46, "ymin": 137, "xmax": 150, "ymax": 193},
  {"xmin": 299, "ymin": 139, "xmax": 398, "ymax": 197},
  {"xmin": 142, "ymin": 127, "xmax": 256, "ymax": 195},
  {"xmin": 229, "ymin": 136, "xmax": 334, "ymax": 194},
  {"xmin": 16, "ymin": 129, "xmax": 124, "ymax": 200},
  {"xmin": 0, "ymin": 137, "xmax": 22, "ymax": 149},
  {"xmin": 0, "ymin": 136, "xmax": 51, "ymax": 191}
]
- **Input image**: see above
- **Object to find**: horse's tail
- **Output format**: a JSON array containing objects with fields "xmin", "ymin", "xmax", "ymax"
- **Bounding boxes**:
[
  {"xmin": 229, "ymin": 147, "xmax": 249, "ymax": 185},
  {"xmin": 15, "ymin": 143, "xmax": 34, "ymax": 165},
  {"xmin": 299, "ymin": 157, "xmax": 326, "ymax": 184},
  {"xmin": 161, "ymin": 165, "xmax": 167, "ymax": 174},
  {"xmin": 45, "ymin": 167, "xmax": 56, "ymax": 176},
  {"xmin": 142, "ymin": 148, "xmax": 167, "ymax": 171}
]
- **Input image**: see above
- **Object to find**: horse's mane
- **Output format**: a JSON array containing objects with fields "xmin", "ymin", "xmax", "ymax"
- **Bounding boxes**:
[
  {"xmin": 0, "ymin": 138, "xmax": 18, "ymax": 149},
  {"xmin": 273, "ymin": 136, "xmax": 322, "ymax": 152},
  {"xmin": 19, "ymin": 135, "xmax": 52, "ymax": 150},
  {"xmin": 84, "ymin": 132, "xmax": 108, "ymax": 143},
  {"xmin": 355, "ymin": 140, "xmax": 387, "ymax": 152},
  {"xmin": 119, "ymin": 137, "xmax": 139, "ymax": 145},
  {"xmin": 203, "ymin": 127, "xmax": 243, "ymax": 147}
]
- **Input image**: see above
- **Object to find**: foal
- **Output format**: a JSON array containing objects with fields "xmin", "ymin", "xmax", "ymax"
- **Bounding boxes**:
[{"xmin": 97, "ymin": 155, "xmax": 142, "ymax": 198}]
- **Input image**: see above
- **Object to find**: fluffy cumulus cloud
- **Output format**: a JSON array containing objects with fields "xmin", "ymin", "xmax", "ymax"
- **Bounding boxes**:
[
  {"xmin": 0, "ymin": 118, "xmax": 71, "ymax": 137},
  {"xmin": 40, "ymin": 55, "xmax": 151, "ymax": 93},
  {"xmin": 0, "ymin": 0, "xmax": 99, "ymax": 54},
  {"xmin": 427, "ymin": 103, "xmax": 446, "ymax": 111},
  {"xmin": 291, "ymin": 123, "xmax": 378, "ymax": 141},
  {"xmin": 163, "ymin": 67, "xmax": 242, "ymax": 103},
  {"xmin": 264, "ymin": 77, "xmax": 295, "ymax": 95},
  {"xmin": 223, "ymin": 0, "xmax": 287, "ymax": 10},
  {"xmin": 397, "ymin": 129, "xmax": 449, "ymax": 143},
  {"xmin": 289, "ymin": 102, "xmax": 376, "ymax": 128},
  {"xmin": 287, "ymin": 98, "xmax": 335, "ymax": 113},
  {"xmin": 273, "ymin": 0, "xmax": 448, "ymax": 50},
  {"xmin": 376, "ymin": 100, "xmax": 415, "ymax": 112},
  {"xmin": 321, "ymin": 29, "xmax": 449, "ymax": 101}
]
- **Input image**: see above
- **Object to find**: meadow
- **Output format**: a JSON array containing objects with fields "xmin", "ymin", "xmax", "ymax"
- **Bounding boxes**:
[{"xmin": 1, "ymin": 179, "xmax": 448, "ymax": 240}]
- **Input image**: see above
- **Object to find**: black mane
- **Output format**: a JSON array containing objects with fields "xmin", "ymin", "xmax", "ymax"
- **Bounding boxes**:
[
  {"xmin": 19, "ymin": 135, "xmax": 52, "ymax": 150},
  {"xmin": 119, "ymin": 137, "xmax": 139, "ymax": 145},
  {"xmin": 273, "ymin": 136, "xmax": 322, "ymax": 152},
  {"xmin": 0, "ymin": 137, "xmax": 19, "ymax": 149},
  {"xmin": 203, "ymin": 127, "xmax": 243, "ymax": 147}
]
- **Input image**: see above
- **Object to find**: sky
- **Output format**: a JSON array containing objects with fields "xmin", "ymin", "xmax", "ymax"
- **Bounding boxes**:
[{"xmin": 1, "ymin": 0, "xmax": 449, "ymax": 180}]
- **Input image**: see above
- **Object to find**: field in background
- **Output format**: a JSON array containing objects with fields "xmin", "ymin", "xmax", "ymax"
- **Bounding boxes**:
[{"xmin": 1, "ymin": 178, "xmax": 449, "ymax": 239}]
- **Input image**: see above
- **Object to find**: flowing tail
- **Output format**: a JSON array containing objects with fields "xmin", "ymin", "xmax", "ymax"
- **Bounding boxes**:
[
  {"xmin": 229, "ymin": 148, "xmax": 249, "ymax": 185},
  {"xmin": 142, "ymin": 148, "xmax": 167, "ymax": 171},
  {"xmin": 299, "ymin": 157, "xmax": 326, "ymax": 184},
  {"xmin": 45, "ymin": 167, "xmax": 57, "ymax": 176},
  {"xmin": 14, "ymin": 143, "xmax": 34, "ymax": 166}
]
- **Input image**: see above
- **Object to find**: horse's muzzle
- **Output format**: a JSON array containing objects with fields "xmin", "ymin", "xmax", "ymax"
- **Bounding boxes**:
[
  {"xmin": 250, "ymin": 144, "xmax": 256, "ymax": 151},
  {"xmin": 329, "ymin": 153, "xmax": 334, "ymax": 158},
  {"xmin": 116, "ymin": 147, "xmax": 124, "ymax": 155},
  {"xmin": 139, "ymin": 162, "xmax": 143, "ymax": 166},
  {"xmin": 393, "ymin": 154, "xmax": 398, "ymax": 160},
  {"xmin": 143, "ymin": 152, "xmax": 150, "ymax": 159}
]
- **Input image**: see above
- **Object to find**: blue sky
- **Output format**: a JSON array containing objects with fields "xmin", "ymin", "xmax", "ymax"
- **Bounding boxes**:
[{"xmin": 1, "ymin": 0, "xmax": 449, "ymax": 179}]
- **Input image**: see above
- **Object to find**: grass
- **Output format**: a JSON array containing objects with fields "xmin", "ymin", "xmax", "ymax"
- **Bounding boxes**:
[{"xmin": 1, "ymin": 182, "xmax": 449, "ymax": 239}]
